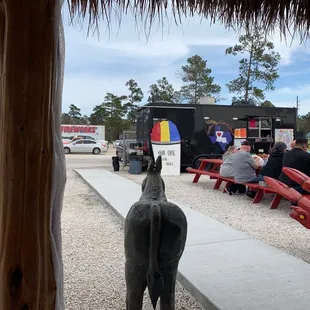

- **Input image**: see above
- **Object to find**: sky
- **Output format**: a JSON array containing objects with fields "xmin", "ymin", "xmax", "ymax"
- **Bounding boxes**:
[{"xmin": 62, "ymin": 6, "xmax": 310, "ymax": 117}]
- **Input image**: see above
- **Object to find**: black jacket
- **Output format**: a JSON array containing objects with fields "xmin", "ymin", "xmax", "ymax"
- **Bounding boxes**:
[
  {"xmin": 260, "ymin": 152, "xmax": 284, "ymax": 180},
  {"xmin": 279, "ymin": 148, "xmax": 310, "ymax": 187}
]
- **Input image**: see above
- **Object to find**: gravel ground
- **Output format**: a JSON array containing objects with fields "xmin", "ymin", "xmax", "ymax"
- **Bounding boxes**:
[
  {"xmin": 99, "ymin": 151, "xmax": 310, "ymax": 264},
  {"xmin": 62, "ymin": 170, "xmax": 203, "ymax": 310}
]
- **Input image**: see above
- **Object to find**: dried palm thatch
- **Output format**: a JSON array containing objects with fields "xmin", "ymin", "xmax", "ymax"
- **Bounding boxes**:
[{"xmin": 68, "ymin": 0, "xmax": 310, "ymax": 40}]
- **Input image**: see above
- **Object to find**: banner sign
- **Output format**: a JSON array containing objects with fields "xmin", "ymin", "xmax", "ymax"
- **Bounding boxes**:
[{"xmin": 61, "ymin": 125, "xmax": 97, "ymax": 134}]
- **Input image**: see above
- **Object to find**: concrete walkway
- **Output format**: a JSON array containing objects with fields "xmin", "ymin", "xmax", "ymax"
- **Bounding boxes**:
[{"xmin": 76, "ymin": 169, "xmax": 310, "ymax": 310}]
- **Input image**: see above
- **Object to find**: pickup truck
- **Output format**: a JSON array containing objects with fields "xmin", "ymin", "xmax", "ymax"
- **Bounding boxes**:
[{"xmin": 116, "ymin": 139, "xmax": 137, "ymax": 161}]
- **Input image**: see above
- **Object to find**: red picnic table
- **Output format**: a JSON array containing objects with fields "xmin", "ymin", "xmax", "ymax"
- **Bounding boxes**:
[
  {"xmin": 192, "ymin": 158, "xmax": 223, "ymax": 183},
  {"xmin": 186, "ymin": 159, "xmax": 283, "ymax": 208},
  {"xmin": 189, "ymin": 157, "xmax": 262, "ymax": 183}
]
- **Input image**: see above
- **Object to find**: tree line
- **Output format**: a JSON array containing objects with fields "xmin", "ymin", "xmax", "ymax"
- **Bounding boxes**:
[{"xmin": 61, "ymin": 28, "xmax": 309, "ymax": 140}]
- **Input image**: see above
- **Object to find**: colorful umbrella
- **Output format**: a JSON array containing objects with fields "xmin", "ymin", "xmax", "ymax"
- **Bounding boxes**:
[{"xmin": 151, "ymin": 121, "xmax": 180, "ymax": 143}]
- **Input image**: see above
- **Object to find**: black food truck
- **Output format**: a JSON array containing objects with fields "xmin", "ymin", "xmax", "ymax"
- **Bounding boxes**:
[{"xmin": 136, "ymin": 101, "xmax": 297, "ymax": 168}]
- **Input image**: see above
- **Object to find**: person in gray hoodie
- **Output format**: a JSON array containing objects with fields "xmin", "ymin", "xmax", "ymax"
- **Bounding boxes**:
[
  {"xmin": 220, "ymin": 146, "xmax": 247, "ymax": 195},
  {"xmin": 220, "ymin": 146, "xmax": 237, "ymax": 178}
]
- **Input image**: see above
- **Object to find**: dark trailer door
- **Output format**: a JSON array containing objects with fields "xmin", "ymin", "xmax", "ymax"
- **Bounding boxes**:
[{"xmin": 137, "ymin": 105, "xmax": 196, "ymax": 166}]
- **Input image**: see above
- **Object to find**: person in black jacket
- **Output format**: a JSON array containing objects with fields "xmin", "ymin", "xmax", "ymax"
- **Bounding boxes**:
[
  {"xmin": 260, "ymin": 142, "xmax": 287, "ymax": 180},
  {"xmin": 279, "ymin": 138, "xmax": 310, "ymax": 194}
]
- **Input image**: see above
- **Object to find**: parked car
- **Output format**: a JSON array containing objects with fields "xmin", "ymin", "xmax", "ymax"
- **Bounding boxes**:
[
  {"xmin": 63, "ymin": 134, "xmax": 108, "ymax": 151},
  {"xmin": 62, "ymin": 135, "xmax": 75, "ymax": 145},
  {"xmin": 62, "ymin": 135, "xmax": 75, "ymax": 140},
  {"xmin": 72, "ymin": 134, "xmax": 96, "ymax": 141},
  {"xmin": 74, "ymin": 135, "xmax": 109, "ymax": 149},
  {"xmin": 113, "ymin": 140, "xmax": 122, "ymax": 148},
  {"xmin": 98, "ymin": 140, "xmax": 109, "ymax": 150},
  {"xmin": 64, "ymin": 139, "xmax": 106, "ymax": 155}
]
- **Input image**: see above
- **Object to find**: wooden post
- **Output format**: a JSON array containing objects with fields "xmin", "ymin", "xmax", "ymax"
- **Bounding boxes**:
[
  {"xmin": 0, "ymin": 1, "xmax": 62, "ymax": 308},
  {"xmin": 0, "ymin": 2, "xmax": 4, "ymax": 74}
]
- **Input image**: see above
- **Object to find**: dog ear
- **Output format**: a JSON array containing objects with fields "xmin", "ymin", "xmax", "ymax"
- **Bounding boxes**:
[
  {"xmin": 147, "ymin": 157, "xmax": 154, "ymax": 173},
  {"xmin": 155, "ymin": 156, "xmax": 162, "ymax": 173},
  {"xmin": 141, "ymin": 177, "xmax": 147, "ymax": 192}
]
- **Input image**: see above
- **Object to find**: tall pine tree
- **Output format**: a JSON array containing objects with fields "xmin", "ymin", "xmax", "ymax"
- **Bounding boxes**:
[
  {"xmin": 179, "ymin": 55, "xmax": 221, "ymax": 104},
  {"xmin": 226, "ymin": 28, "xmax": 280, "ymax": 105}
]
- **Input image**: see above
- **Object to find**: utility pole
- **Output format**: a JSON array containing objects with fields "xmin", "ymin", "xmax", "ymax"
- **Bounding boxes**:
[
  {"xmin": 296, "ymin": 96, "xmax": 300, "ymax": 111},
  {"xmin": 296, "ymin": 96, "xmax": 300, "ymax": 131}
]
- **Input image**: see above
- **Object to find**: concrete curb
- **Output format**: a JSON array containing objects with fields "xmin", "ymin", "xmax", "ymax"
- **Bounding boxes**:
[
  {"xmin": 75, "ymin": 169, "xmax": 310, "ymax": 310},
  {"xmin": 75, "ymin": 170, "xmax": 218, "ymax": 310}
]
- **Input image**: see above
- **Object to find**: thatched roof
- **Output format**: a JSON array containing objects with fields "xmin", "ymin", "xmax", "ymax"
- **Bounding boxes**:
[{"xmin": 68, "ymin": 0, "xmax": 310, "ymax": 40}]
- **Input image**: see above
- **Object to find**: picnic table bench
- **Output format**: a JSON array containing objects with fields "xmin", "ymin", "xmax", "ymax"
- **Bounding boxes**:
[
  {"xmin": 187, "ymin": 159, "xmax": 310, "ymax": 228},
  {"xmin": 218, "ymin": 177, "xmax": 278, "ymax": 206},
  {"xmin": 291, "ymin": 197, "xmax": 310, "ymax": 229},
  {"xmin": 275, "ymin": 168, "xmax": 310, "ymax": 229},
  {"xmin": 186, "ymin": 158, "xmax": 223, "ymax": 183}
]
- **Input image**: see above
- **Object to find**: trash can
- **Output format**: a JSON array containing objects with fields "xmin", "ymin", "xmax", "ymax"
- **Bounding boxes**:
[
  {"xmin": 129, "ymin": 155, "xmax": 143, "ymax": 175},
  {"xmin": 112, "ymin": 156, "xmax": 120, "ymax": 172}
]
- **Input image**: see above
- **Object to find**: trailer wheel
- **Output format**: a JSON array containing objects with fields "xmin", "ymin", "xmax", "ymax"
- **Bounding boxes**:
[{"xmin": 192, "ymin": 154, "xmax": 222, "ymax": 170}]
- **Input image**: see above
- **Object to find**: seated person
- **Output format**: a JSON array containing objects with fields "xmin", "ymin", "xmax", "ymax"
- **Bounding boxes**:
[
  {"xmin": 220, "ymin": 146, "xmax": 237, "ymax": 178},
  {"xmin": 259, "ymin": 142, "xmax": 287, "ymax": 181},
  {"xmin": 247, "ymin": 142, "xmax": 288, "ymax": 186},
  {"xmin": 227, "ymin": 141, "xmax": 259, "ymax": 195},
  {"xmin": 231, "ymin": 141, "xmax": 259, "ymax": 183},
  {"xmin": 290, "ymin": 140, "xmax": 296, "ymax": 149},
  {"xmin": 279, "ymin": 138, "xmax": 310, "ymax": 194},
  {"xmin": 239, "ymin": 142, "xmax": 287, "ymax": 199}
]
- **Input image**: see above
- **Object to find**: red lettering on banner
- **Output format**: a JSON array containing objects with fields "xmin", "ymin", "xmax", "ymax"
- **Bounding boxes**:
[{"xmin": 61, "ymin": 125, "xmax": 99, "ymax": 134}]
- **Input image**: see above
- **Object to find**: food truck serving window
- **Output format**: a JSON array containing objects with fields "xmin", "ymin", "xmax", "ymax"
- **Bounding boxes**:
[{"xmin": 247, "ymin": 117, "xmax": 272, "ymax": 140}]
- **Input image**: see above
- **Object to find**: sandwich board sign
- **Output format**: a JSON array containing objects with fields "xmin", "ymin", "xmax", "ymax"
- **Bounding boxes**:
[{"xmin": 151, "ymin": 120, "xmax": 181, "ymax": 176}]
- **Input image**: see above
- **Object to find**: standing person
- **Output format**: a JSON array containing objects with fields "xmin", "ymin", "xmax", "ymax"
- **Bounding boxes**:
[{"xmin": 279, "ymin": 138, "xmax": 310, "ymax": 194}]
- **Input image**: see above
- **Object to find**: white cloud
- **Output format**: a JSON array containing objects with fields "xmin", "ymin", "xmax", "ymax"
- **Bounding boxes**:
[
  {"xmin": 65, "ymin": 10, "xmax": 310, "ymax": 64},
  {"xmin": 62, "ymin": 7, "xmax": 310, "ymax": 116},
  {"xmin": 266, "ymin": 84, "xmax": 310, "ymax": 115},
  {"xmin": 103, "ymin": 39, "xmax": 190, "ymax": 60},
  {"xmin": 63, "ymin": 75, "xmax": 128, "ymax": 114},
  {"xmin": 63, "ymin": 68, "xmax": 184, "ymax": 114}
]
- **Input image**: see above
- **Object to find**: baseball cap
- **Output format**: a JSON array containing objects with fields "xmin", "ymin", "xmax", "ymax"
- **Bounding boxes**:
[{"xmin": 241, "ymin": 140, "xmax": 251, "ymax": 146}]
